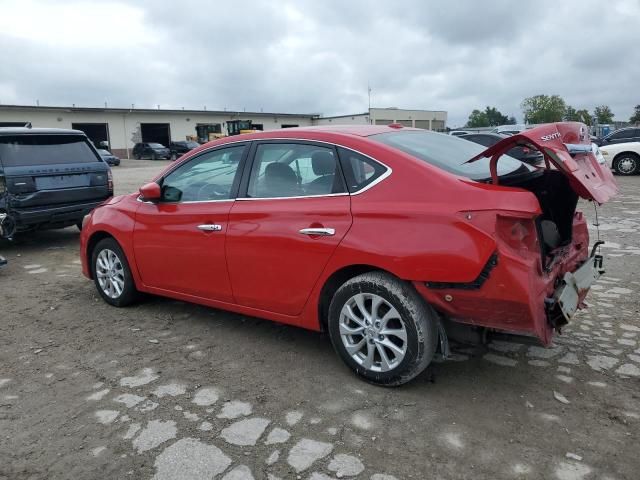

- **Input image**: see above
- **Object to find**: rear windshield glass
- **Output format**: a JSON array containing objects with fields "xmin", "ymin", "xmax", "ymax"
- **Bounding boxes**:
[
  {"xmin": 371, "ymin": 130, "xmax": 532, "ymax": 180},
  {"xmin": 0, "ymin": 134, "xmax": 100, "ymax": 167}
]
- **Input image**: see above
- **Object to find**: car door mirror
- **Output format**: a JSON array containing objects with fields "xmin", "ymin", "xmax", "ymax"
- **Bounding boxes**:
[{"xmin": 139, "ymin": 182, "xmax": 161, "ymax": 202}]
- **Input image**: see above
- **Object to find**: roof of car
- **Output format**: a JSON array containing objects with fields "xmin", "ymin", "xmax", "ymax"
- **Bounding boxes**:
[
  {"xmin": 0, "ymin": 127, "xmax": 85, "ymax": 136},
  {"xmin": 251, "ymin": 124, "xmax": 423, "ymax": 137}
]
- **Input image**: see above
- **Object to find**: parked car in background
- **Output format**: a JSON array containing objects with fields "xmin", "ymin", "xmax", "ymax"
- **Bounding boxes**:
[
  {"xmin": 80, "ymin": 123, "xmax": 616, "ymax": 385},
  {"xmin": 97, "ymin": 149, "xmax": 120, "ymax": 166},
  {"xmin": 599, "ymin": 141, "xmax": 640, "ymax": 175},
  {"xmin": 595, "ymin": 127, "xmax": 640, "ymax": 147},
  {"xmin": 461, "ymin": 132, "xmax": 544, "ymax": 165},
  {"xmin": 169, "ymin": 141, "xmax": 200, "ymax": 160},
  {"xmin": 491, "ymin": 124, "xmax": 526, "ymax": 136},
  {"xmin": 0, "ymin": 127, "xmax": 113, "ymax": 236},
  {"xmin": 448, "ymin": 131, "xmax": 469, "ymax": 137},
  {"xmin": 132, "ymin": 143, "xmax": 171, "ymax": 160}
]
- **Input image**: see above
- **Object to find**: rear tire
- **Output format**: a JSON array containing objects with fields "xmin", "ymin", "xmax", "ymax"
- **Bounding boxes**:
[
  {"xmin": 91, "ymin": 237, "xmax": 138, "ymax": 307},
  {"xmin": 614, "ymin": 153, "xmax": 639, "ymax": 175},
  {"xmin": 328, "ymin": 271, "xmax": 438, "ymax": 386},
  {"xmin": 134, "ymin": 153, "xmax": 141, "ymax": 160}
]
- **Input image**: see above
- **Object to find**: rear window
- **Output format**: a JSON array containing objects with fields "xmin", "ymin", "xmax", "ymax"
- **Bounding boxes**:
[
  {"xmin": 0, "ymin": 134, "xmax": 100, "ymax": 167},
  {"xmin": 371, "ymin": 130, "xmax": 532, "ymax": 180}
]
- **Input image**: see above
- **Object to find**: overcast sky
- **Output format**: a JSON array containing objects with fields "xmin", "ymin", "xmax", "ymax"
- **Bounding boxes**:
[{"xmin": 0, "ymin": 0, "xmax": 638, "ymax": 127}]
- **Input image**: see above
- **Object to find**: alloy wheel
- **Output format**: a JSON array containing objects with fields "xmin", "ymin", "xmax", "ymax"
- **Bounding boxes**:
[
  {"xmin": 617, "ymin": 156, "xmax": 637, "ymax": 175},
  {"xmin": 95, "ymin": 248, "xmax": 125, "ymax": 299},
  {"xmin": 339, "ymin": 293, "xmax": 408, "ymax": 372}
]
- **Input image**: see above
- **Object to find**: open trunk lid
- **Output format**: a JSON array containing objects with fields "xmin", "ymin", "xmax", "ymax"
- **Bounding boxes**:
[{"xmin": 468, "ymin": 122, "xmax": 618, "ymax": 204}]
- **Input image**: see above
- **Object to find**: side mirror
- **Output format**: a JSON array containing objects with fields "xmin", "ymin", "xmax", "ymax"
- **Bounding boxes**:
[{"xmin": 139, "ymin": 182, "xmax": 161, "ymax": 202}]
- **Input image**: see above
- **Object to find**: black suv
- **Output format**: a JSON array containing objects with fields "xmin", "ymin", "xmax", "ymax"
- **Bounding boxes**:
[
  {"xmin": 132, "ymin": 142, "xmax": 171, "ymax": 160},
  {"xmin": 595, "ymin": 127, "xmax": 640, "ymax": 146},
  {"xmin": 169, "ymin": 140, "xmax": 200, "ymax": 160},
  {"xmin": 0, "ymin": 127, "xmax": 112, "ymax": 237}
]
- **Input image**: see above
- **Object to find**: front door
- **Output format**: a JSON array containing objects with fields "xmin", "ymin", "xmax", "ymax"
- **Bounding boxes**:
[
  {"xmin": 226, "ymin": 141, "xmax": 352, "ymax": 316},
  {"xmin": 133, "ymin": 144, "xmax": 247, "ymax": 301}
]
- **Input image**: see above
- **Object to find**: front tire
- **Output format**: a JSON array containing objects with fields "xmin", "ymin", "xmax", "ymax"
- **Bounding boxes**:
[
  {"xmin": 614, "ymin": 153, "xmax": 639, "ymax": 175},
  {"xmin": 91, "ymin": 238, "xmax": 138, "ymax": 307},
  {"xmin": 328, "ymin": 272, "xmax": 438, "ymax": 386}
]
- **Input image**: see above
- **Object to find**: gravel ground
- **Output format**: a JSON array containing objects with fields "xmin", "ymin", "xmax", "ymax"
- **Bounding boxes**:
[{"xmin": 0, "ymin": 159, "xmax": 638, "ymax": 480}]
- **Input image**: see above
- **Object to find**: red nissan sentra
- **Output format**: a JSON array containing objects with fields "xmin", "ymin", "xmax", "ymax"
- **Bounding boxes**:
[{"xmin": 80, "ymin": 122, "xmax": 617, "ymax": 385}]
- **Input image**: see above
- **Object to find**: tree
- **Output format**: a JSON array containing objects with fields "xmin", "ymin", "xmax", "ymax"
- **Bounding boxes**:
[
  {"xmin": 629, "ymin": 105, "xmax": 640, "ymax": 124},
  {"xmin": 483, "ymin": 107, "xmax": 510, "ymax": 127},
  {"xmin": 466, "ymin": 109, "xmax": 488, "ymax": 128},
  {"xmin": 521, "ymin": 95, "xmax": 566, "ymax": 124},
  {"xmin": 465, "ymin": 106, "xmax": 511, "ymax": 127},
  {"xmin": 564, "ymin": 105, "xmax": 579, "ymax": 121},
  {"xmin": 575, "ymin": 109, "xmax": 592, "ymax": 126},
  {"xmin": 594, "ymin": 105, "xmax": 614, "ymax": 124}
]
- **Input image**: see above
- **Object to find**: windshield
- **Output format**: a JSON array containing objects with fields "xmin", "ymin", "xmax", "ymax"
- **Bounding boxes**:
[
  {"xmin": 0, "ymin": 134, "xmax": 100, "ymax": 167},
  {"xmin": 149, "ymin": 143, "xmax": 165, "ymax": 148},
  {"xmin": 371, "ymin": 130, "xmax": 532, "ymax": 180},
  {"xmin": 97, "ymin": 149, "xmax": 111, "ymax": 155}
]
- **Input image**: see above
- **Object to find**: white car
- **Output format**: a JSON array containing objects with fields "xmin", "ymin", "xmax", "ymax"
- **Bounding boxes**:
[{"xmin": 599, "ymin": 141, "xmax": 640, "ymax": 175}]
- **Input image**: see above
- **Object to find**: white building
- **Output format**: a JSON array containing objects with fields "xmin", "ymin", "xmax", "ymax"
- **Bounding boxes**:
[
  {"xmin": 0, "ymin": 105, "xmax": 448, "ymax": 158},
  {"xmin": 315, "ymin": 108, "xmax": 447, "ymax": 131}
]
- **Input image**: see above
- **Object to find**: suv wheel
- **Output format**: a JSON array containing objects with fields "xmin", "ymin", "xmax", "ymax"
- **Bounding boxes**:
[
  {"xmin": 328, "ymin": 272, "xmax": 438, "ymax": 386},
  {"xmin": 614, "ymin": 153, "xmax": 639, "ymax": 175},
  {"xmin": 134, "ymin": 153, "xmax": 141, "ymax": 160},
  {"xmin": 91, "ymin": 238, "xmax": 138, "ymax": 307}
]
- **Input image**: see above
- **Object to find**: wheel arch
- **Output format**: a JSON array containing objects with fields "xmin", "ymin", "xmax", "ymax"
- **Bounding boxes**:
[
  {"xmin": 86, "ymin": 230, "xmax": 136, "ymax": 286},
  {"xmin": 613, "ymin": 150, "xmax": 640, "ymax": 164},
  {"xmin": 317, "ymin": 264, "xmax": 398, "ymax": 332}
]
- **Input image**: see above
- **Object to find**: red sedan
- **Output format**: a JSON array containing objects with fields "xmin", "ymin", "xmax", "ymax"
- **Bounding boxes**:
[{"xmin": 80, "ymin": 123, "xmax": 617, "ymax": 385}]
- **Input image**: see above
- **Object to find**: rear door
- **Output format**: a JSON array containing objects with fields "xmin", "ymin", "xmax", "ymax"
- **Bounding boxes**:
[
  {"xmin": 468, "ymin": 122, "xmax": 618, "ymax": 204},
  {"xmin": 0, "ymin": 133, "xmax": 110, "ymax": 209},
  {"xmin": 226, "ymin": 141, "xmax": 352, "ymax": 316}
]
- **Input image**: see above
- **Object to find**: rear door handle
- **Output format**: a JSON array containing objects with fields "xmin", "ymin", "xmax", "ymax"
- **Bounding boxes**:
[
  {"xmin": 299, "ymin": 227, "xmax": 335, "ymax": 236},
  {"xmin": 197, "ymin": 224, "xmax": 222, "ymax": 232}
]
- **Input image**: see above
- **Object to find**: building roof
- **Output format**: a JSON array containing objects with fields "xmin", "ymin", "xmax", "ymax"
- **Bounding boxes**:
[
  {"xmin": 0, "ymin": 104, "xmax": 320, "ymax": 118},
  {"xmin": 0, "ymin": 126, "xmax": 85, "ymax": 135}
]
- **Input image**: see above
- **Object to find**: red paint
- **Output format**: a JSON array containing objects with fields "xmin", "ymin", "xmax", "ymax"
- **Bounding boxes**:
[{"xmin": 80, "ymin": 123, "xmax": 617, "ymax": 345}]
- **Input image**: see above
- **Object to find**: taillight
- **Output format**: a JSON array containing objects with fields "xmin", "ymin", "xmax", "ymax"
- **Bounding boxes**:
[
  {"xmin": 496, "ymin": 216, "xmax": 539, "ymax": 253},
  {"xmin": 107, "ymin": 169, "xmax": 114, "ymax": 195}
]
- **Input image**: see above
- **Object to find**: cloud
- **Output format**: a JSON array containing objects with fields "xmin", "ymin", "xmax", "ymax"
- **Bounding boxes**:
[{"xmin": 0, "ymin": 0, "xmax": 638, "ymax": 126}]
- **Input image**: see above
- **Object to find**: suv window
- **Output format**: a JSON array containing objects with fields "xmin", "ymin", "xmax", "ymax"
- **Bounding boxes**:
[
  {"xmin": 0, "ymin": 134, "xmax": 100, "ymax": 167},
  {"xmin": 247, "ymin": 143, "xmax": 345, "ymax": 198},
  {"xmin": 160, "ymin": 145, "xmax": 245, "ymax": 202},
  {"xmin": 337, "ymin": 147, "xmax": 387, "ymax": 193}
]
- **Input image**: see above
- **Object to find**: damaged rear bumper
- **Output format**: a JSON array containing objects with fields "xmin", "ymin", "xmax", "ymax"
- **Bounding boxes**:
[
  {"xmin": 546, "ymin": 244, "xmax": 604, "ymax": 328},
  {"xmin": 414, "ymin": 215, "xmax": 596, "ymax": 346}
]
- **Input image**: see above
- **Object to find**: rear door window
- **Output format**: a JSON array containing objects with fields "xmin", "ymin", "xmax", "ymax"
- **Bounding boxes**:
[
  {"xmin": 247, "ymin": 143, "xmax": 345, "ymax": 198},
  {"xmin": 0, "ymin": 135, "xmax": 100, "ymax": 166}
]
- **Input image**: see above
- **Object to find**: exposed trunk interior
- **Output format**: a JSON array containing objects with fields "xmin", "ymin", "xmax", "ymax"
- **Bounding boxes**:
[{"xmin": 506, "ymin": 170, "xmax": 579, "ymax": 257}]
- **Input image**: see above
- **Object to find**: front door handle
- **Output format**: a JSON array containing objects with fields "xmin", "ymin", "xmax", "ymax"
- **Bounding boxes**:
[
  {"xmin": 197, "ymin": 224, "xmax": 222, "ymax": 232},
  {"xmin": 299, "ymin": 227, "xmax": 335, "ymax": 236}
]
